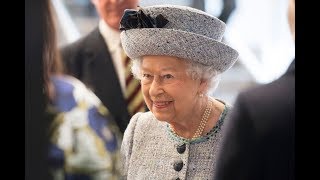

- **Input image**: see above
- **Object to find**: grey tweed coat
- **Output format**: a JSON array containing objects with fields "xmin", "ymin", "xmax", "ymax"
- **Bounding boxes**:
[{"xmin": 121, "ymin": 104, "xmax": 230, "ymax": 180}]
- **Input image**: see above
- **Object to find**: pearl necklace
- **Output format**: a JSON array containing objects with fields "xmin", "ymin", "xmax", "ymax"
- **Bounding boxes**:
[
  {"xmin": 192, "ymin": 98, "xmax": 213, "ymax": 139},
  {"xmin": 170, "ymin": 98, "xmax": 213, "ymax": 139}
]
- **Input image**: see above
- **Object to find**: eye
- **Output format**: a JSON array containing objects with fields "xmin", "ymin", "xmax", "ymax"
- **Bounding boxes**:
[
  {"xmin": 142, "ymin": 73, "xmax": 154, "ymax": 81},
  {"xmin": 142, "ymin": 74, "xmax": 152, "ymax": 78},
  {"xmin": 163, "ymin": 74, "xmax": 173, "ymax": 79},
  {"xmin": 141, "ymin": 73, "xmax": 153, "ymax": 84}
]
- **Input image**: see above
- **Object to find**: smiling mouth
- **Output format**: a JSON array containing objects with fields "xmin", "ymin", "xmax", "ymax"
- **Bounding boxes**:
[{"xmin": 153, "ymin": 101, "xmax": 173, "ymax": 108}]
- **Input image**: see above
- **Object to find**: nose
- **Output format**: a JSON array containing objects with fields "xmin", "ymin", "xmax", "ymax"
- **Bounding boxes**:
[
  {"xmin": 149, "ymin": 77, "xmax": 164, "ymax": 97},
  {"xmin": 109, "ymin": 0, "xmax": 118, "ymax": 4}
]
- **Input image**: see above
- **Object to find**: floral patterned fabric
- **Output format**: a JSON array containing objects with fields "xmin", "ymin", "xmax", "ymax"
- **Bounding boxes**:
[{"xmin": 47, "ymin": 75, "xmax": 122, "ymax": 180}]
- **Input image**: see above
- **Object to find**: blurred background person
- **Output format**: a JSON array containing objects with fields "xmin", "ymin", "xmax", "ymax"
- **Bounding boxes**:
[
  {"xmin": 60, "ymin": 0, "xmax": 144, "ymax": 134},
  {"xmin": 214, "ymin": 0, "xmax": 295, "ymax": 179},
  {"xmin": 26, "ymin": 0, "xmax": 51, "ymax": 179},
  {"xmin": 42, "ymin": 0, "xmax": 122, "ymax": 179},
  {"xmin": 120, "ymin": 5, "xmax": 238, "ymax": 179},
  {"xmin": 219, "ymin": 0, "xmax": 236, "ymax": 24}
]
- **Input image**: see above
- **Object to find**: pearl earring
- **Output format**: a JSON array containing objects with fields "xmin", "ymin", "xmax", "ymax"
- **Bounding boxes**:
[{"xmin": 199, "ymin": 93, "xmax": 204, "ymax": 98}]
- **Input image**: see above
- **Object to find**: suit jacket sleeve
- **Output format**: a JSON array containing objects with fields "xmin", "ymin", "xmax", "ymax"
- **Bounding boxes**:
[{"xmin": 214, "ymin": 93, "xmax": 262, "ymax": 180}]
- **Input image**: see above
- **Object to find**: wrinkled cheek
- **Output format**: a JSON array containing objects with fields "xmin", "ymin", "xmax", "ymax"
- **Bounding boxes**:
[
  {"xmin": 144, "ymin": 96, "xmax": 152, "ymax": 110},
  {"xmin": 141, "ymin": 85, "xmax": 148, "ymax": 97},
  {"xmin": 142, "ymin": 87, "xmax": 152, "ymax": 110}
]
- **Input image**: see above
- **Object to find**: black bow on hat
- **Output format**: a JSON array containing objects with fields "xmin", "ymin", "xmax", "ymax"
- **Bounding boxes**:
[{"xmin": 120, "ymin": 8, "xmax": 169, "ymax": 31}]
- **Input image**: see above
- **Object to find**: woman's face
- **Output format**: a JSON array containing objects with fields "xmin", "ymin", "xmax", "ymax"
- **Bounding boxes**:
[{"xmin": 141, "ymin": 55, "xmax": 205, "ymax": 123}]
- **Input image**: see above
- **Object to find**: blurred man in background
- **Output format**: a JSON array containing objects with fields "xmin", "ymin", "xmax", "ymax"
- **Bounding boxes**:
[{"xmin": 60, "ymin": 0, "xmax": 143, "ymax": 134}]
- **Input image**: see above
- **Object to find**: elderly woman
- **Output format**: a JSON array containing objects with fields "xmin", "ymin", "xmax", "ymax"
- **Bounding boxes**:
[{"xmin": 119, "ymin": 4, "xmax": 239, "ymax": 179}]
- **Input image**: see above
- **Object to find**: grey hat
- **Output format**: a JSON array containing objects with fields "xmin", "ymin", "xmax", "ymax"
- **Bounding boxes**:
[{"xmin": 120, "ymin": 4, "xmax": 239, "ymax": 73}]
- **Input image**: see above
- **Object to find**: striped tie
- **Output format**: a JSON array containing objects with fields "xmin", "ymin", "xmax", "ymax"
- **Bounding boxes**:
[{"xmin": 122, "ymin": 51, "xmax": 145, "ymax": 116}]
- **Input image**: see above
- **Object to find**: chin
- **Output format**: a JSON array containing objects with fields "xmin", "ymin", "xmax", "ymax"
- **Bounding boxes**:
[{"xmin": 152, "ymin": 112, "xmax": 169, "ymax": 122}]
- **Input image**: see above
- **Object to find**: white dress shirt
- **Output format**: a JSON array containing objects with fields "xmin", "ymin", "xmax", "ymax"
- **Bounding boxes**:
[{"xmin": 99, "ymin": 20, "xmax": 126, "ymax": 95}]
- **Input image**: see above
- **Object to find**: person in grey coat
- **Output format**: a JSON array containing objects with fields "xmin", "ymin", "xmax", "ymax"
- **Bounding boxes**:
[{"xmin": 119, "ymin": 4, "xmax": 239, "ymax": 179}]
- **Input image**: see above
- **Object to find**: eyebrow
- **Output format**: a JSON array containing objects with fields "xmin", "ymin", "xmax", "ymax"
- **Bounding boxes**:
[{"xmin": 141, "ymin": 66, "xmax": 178, "ymax": 72}]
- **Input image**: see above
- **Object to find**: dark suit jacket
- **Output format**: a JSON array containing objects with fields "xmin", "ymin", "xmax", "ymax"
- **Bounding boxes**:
[
  {"xmin": 214, "ymin": 60, "xmax": 295, "ymax": 180},
  {"xmin": 60, "ymin": 27, "xmax": 130, "ymax": 133}
]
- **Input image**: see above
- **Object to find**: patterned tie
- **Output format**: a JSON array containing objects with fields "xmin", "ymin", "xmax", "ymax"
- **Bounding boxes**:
[{"xmin": 122, "ymin": 50, "xmax": 145, "ymax": 116}]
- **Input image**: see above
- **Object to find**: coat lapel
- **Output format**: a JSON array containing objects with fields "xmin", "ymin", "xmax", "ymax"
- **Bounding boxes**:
[{"xmin": 82, "ymin": 28, "xmax": 131, "ymax": 130}]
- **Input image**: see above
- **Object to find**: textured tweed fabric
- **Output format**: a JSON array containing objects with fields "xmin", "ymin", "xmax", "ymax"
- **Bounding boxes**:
[
  {"xmin": 121, "ymin": 101, "xmax": 231, "ymax": 180},
  {"xmin": 120, "ymin": 4, "xmax": 239, "ymax": 73}
]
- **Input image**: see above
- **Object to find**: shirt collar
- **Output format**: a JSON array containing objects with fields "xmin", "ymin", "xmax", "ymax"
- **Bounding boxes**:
[{"xmin": 99, "ymin": 20, "xmax": 121, "ymax": 52}]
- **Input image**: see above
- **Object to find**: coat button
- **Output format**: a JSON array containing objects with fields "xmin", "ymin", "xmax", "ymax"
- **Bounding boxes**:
[
  {"xmin": 173, "ymin": 159, "xmax": 183, "ymax": 171},
  {"xmin": 171, "ymin": 177, "xmax": 180, "ymax": 180},
  {"xmin": 176, "ymin": 143, "xmax": 186, "ymax": 154}
]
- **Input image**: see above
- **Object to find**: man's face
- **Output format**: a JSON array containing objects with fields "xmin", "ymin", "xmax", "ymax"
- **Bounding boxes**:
[{"xmin": 92, "ymin": 0, "xmax": 139, "ymax": 30}]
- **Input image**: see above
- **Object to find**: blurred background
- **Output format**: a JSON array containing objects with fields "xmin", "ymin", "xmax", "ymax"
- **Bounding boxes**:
[{"xmin": 53, "ymin": 0, "xmax": 294, "ymax": 104}]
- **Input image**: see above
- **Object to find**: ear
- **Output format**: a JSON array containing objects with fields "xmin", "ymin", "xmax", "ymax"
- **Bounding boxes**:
[{"xmin": 198, "ymin": 79, "xmax": 208, "ymax": 94}]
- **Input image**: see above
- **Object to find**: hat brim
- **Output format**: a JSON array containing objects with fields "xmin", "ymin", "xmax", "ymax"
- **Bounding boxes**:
[{"xmin": 121, "ymin": 28, "xmax": 239, "ymax": 73}]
